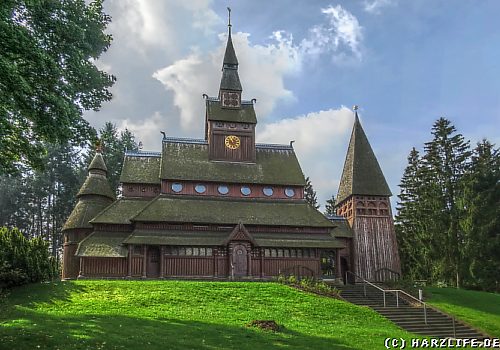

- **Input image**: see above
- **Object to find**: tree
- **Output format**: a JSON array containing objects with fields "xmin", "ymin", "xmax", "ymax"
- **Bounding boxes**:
[
  {"xmin": 395, "ymin": 148, "xmax": 431, "ymax": 280},
  {"xmin": 304, "ymin": 176, "xmax": 319, "ymax": 209},
  {"xmin": 0, "ymin": 0, "xmax": 115, "ymax": 174},
  {"xmin": 324, "ymin": 195, "xmax": 336, "ymax": 215},
  {"xmin": 422, "ymin": 118, "xmax": 471, "ymax": 287},
  {"xmin": 459, "ymin": 140, "xmax": 500, "ymax": 291}
]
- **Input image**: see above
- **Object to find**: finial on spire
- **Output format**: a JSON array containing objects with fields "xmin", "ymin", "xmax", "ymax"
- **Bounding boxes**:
[
  {"xmin": 353, "ymin": 105, "xmax": 359, "ymax": 111},
  {"xmin": 353, "ymin": 105, "xmax": 360, "ymax": 122},
  {"xmin": 95, "ymin": 140, "xmax": 103, "ymax": 153},
  {"xmin": 227, "ymin": 7, "xmax": 232, "ymax": 33}
]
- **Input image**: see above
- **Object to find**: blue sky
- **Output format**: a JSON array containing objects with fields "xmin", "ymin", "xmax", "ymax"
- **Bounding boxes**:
[{"xmin": 85, "ymin": 0, "xmax": 500, "ymax": 211}]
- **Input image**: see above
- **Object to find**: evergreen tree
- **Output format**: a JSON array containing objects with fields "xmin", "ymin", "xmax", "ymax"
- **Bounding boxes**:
[
  {"xmin": 304, "ymin": 176, "xmax": 319, "ymax": 209},
  {"xmin": 459, "ymin": 140, "xmax": 500, "ymax": 291},
  {"xmin": 324, "ymin": 195, "xmax": 336, "ymax": 215},
  {"xmin": 422, "ymin": 118, "xmax": 471, "ymax": 287}
]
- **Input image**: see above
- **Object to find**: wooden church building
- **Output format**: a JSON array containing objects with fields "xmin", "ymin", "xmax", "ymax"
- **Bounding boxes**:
[{"xmin": 62, "ymin": 16, "xmax": 400, "ymax": 281}]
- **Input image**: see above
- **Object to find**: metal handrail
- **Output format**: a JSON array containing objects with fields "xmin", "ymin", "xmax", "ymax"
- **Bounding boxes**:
[{"xmin": 345, "ymin": 271, "xmax": 427, "ymax": 324}]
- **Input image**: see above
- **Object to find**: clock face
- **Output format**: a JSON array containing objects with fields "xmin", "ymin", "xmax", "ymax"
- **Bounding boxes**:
[{"xmin": 224, "ymin": 135, "xmax": 241, "ymax": 150}]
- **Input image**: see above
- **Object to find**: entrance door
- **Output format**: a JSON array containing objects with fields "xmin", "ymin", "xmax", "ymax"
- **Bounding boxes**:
[
  {"xmin": 147, "ymin": 246, "xmax": 160, "ymax": 278},
  {"xmin": 232, "ymin": 244, "xmax": 248, "ymax": 277},
  {"xmin": 341, "ymin": 257, "xmax": 349, "ymax": 284}
]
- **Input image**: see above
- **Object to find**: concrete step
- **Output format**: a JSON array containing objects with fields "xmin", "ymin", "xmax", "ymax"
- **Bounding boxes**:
[{"xmin": 338, "ymin": 284, "xmax": 486, "ymax": 339}]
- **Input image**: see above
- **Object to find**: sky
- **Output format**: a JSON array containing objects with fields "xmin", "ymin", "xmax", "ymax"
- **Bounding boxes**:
[{"xmin": 85, "ymin": 0, "xmax": 500, "ymax": 211}]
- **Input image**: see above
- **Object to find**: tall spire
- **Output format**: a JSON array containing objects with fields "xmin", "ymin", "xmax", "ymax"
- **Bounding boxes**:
[
  {"xmin": 220, "ymin": 7, "xmax": 241, "ymax": 93},
  {"xmin": 336, "ymin": 106, "xmax": 391, "ymax": 204}
]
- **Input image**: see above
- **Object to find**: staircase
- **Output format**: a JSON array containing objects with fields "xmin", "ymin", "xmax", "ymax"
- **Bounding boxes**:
[{"xmin": 337, "ymin": 281, "xmax": 486, "ymax": 339}]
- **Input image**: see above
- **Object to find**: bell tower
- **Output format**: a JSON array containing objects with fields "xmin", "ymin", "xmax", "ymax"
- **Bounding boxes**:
[
  {"xmin": 204, "ymin": 8, "xmax": 257, "ymax": 163},
  {"xmin": 335, "ymin": 106, "xmax": 401, "ymax": 281}
]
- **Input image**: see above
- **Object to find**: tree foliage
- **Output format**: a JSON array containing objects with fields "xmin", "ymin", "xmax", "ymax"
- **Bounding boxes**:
[
  {"xmin": 0, "ymin": 227, "xmax": 59, "ymax": 289},
  {"xmin": 396, "ymin": 118, "xmax": 499, "ymax": 291},
  {"xmin": 304, "ymin": 176, "xmax": 319, "ymax": 209},
  {"xmin": 0, "ymin": 0, "xmax": 115, "ymax": 174},
  {"xmin": 324, "ymin": 194, "xmax": 336, "ymax": 215}
]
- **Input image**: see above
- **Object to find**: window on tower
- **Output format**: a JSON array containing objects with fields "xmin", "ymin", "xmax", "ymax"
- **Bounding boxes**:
[{"xmin": 222, "ymin": 92, "xmax": 240, "ymax": 107}]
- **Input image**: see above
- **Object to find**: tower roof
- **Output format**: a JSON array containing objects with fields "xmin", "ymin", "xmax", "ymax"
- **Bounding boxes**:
[
  {"xmin": 219, "ymin": 9, "xmax": 242, "ymax": 92},
  {"xmin": 63, "ymin": 151, "xmax": 115, "ymax": 231},
  {"xmin": 223, "ymin": 30, "xmax": 239, "ymax": 66},
  {"xmin": 336, "ymin": 109, "xmax": 391, "ymax": 204},
  {"xmin": 88, "ymin": 152, "xmax": 108, "ymax": 173}
]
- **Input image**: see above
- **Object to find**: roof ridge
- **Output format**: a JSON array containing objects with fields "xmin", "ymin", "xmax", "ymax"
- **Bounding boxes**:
[
  {"xmin": 162, "ymin": 137, "xmax": 207, "ymax": 145},
  {"xmin": 125, "ymin": 150, "xmax": 161, "ymax": 157}
]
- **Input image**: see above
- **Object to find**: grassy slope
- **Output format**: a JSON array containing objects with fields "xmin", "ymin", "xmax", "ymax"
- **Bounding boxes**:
[
  {"xmin": 0, "ymin": 280, "xmax": 414, "ymax": 350},
  {"xmin": 426, "ymin": 287, "xmax": 500, "ymax": 337}
]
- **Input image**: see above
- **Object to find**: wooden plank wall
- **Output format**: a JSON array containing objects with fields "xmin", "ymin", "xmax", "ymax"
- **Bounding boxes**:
[
  {"xmin": 353, "ymin": 216, "xmax": 401, "ymax": 281},
  {"xmin": 263, "ymin": 258, "xmax": 319, "ymax": 277},
  {"xmin": 83, "ymin": 258, "xmax": 127, "ymax": 277},
  {"xmin": 164, "ymin": 257, "xmax": 214, "ymax": 276},
  {"xmin": 130, "ymin": 257, "xmax": 143, "ymax": 277}
]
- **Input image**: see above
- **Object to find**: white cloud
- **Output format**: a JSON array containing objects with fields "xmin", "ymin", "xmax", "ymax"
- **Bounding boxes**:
[
  {"xmin": 153, "ymin": 5, "xmax": 363, "ymax": 133},
  {"xmin": 257, "ymin": 107, "xmax": 354, "ymax": 208},
  {"xmin": 117, "ymin": 112, "xmax": 166, "ymax": 149},
  {"xmin": 364, "ymin": 0, "xmax": 397, "ymax": 14},
  {"xmin": 301, "ymin": 5, "xmax": 363, "ymax": 61},
  {"xmin": 153, "ymin": 31, "xmax": 300, "ymax": 132}
]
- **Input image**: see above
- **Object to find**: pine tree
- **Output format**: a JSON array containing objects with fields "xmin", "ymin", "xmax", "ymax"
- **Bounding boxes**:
[
  {"xmin": 304, "ymin": 176, "xmax": 319, "ymax": 209},
  {"xmin": 324, "ymin": 195, "xmax": 336, "ymax": 215},
  {"xmin": 422, "ymin": 118, "xmax": 471, "ymax": 287},
  {"xmin": 459, "ymin": 140, "xmax": 500, "ymax": 291}
]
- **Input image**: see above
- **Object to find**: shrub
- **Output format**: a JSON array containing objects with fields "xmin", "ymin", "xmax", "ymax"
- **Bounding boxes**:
[{"xmin": 0, "ymin": 227, "xmax": 59, "ymax": 289}]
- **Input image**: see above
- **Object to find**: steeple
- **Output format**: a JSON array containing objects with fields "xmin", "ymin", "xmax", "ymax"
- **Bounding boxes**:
[
  {"xmin": 219, "ymin": 7, "xmax": 242, "ymax": 106},
  {"xmin": 63, "ymin": 148, "xmax": 115, "ymax": 232},
  {"xmin": 336, "ymin": 106, "xmax": 391, "ymax": 204}
]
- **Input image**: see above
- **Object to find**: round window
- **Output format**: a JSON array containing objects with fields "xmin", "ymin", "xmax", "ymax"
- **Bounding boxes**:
[
  {"xmin": 218, "ymin": 185, "xmax": 229, "ymax": 195},
  {"xmin": 195, "ymin": 184, "xmax": 206, "ymax": 194},
  {"xmin": 284, "ymin": 188, "xmax": 295, "ymax": 197},
  {"xmin": 171, "ymin": 183, "xmax": 183, "ymax": 193},
  {"xmin": 262, "ymin": 187, "xmax": 273, "ymax": 197},
  {"xmin": 240, "ymin": 186, "xmax": 251, "ymax": 196}
]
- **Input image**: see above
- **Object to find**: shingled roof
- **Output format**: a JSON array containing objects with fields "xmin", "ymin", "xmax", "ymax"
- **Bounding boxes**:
[
  {"xmin": 120, "ymin": 152, "xmax": 161, "ymax": 184},
  {"xmin": 63, "ymin": 152, "xmax": 114, "ymax": 232},
  {"xmin": 160, "ymin": 139, "xmax": 305, "ymax": 185},
  {"xmin": 337, "ymin": 112, "xmax": 391, "ymax": 204},
  {"xmin": 206, "ymin": 99, "xmax": 256, "ymax": 123},
  {"xmin": 76, "ymin": 231, "xmax": 129, "ymax": 257},
  {"xmin": 90, "ymin": 197, "xmax": 152, "ymax": 225},
  {"xmin": 132, "ymin": 195, "xmax": 334, "ymax": 227}
]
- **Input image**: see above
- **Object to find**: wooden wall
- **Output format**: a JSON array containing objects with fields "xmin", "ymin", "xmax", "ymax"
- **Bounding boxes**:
[
  {"xmin": 208, "ymin": 121, "xmax": 256, "ymax": 162},
  {"xmin": 122, "ymin": 183, "xmax": 160, "ymax": 198},
  {"xmin": 353, "ymin": 216, "xmax": 401, "ymax": 281},
  {"xmin": 161, "ymin": 180, "xmax": 304, "ymax": 200},
  {"xmin": 81, "ymin": 257, "xmax": 128, "ymax": 277},
  {"xmin": 78, "ymin": 247, "xmax": 325, "ymax": 279}
]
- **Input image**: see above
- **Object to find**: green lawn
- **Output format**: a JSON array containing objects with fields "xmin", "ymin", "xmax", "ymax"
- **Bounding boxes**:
[
  {"xmin": 426, "ymin": 287, "xmax": 500, "ymax": 337},
  {"xmin": 0, "ymin": 280, "xmax": 413, "ymax": 350}
]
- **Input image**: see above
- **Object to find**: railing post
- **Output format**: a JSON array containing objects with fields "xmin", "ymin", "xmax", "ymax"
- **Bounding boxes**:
[
  {"xmin": 396, "ymin": 291, "xmax": 399, "ymax": 308},
  {"xmin": 345, "ymin": 271, "xmax": 348, "ymax": 285},
  {"xmin": 424, "ymin": 304, "xmax": 427, "ymax": 325},
  {"xmin": 364, "ymin": 281, "xmax": 366, "ymax": 297},
  {"xmin": 452, "ymin": 317, "xmax": 456, "ymax": 338},
  {"xmin": 383, "ymin": 291, "xmax": 386, "ymax": 307}
]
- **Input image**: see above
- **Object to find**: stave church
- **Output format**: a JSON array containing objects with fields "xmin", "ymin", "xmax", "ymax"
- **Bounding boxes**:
[{"xmin": 62, "ymin": 14, "xmax": 400, "ymax": 282}]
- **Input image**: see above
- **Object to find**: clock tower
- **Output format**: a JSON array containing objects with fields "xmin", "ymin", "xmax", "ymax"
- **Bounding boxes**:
[{"xmin": 205, "ymin": 8, "xmax": 257, "ymax": 163}]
